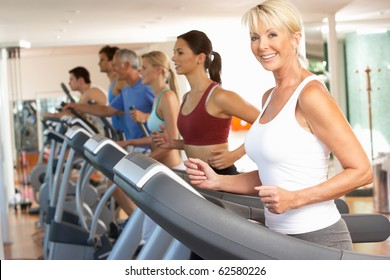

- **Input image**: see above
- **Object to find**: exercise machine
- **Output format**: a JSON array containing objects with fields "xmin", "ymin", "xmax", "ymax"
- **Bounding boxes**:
[{"xmin": 111, "ymin": 152, "xmax": 390, "ymax": 260}]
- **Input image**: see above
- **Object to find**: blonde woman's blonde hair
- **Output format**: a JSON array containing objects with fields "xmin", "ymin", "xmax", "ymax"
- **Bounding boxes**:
[
  {"xmin": 141, "ymin": 50, "xmax": 179, "ymax": 98},
  {"xmin": 242, "ymin": 0, "xmax": 307, "ymax": 66}
]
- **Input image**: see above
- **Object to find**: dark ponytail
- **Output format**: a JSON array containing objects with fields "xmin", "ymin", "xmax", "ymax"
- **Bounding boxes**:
[{"xmin": 208, "ymin": 51, "xmax": 222, "ymax": 84}]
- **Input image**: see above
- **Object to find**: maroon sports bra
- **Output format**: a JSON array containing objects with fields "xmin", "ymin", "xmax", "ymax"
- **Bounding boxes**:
[{"xmin": 177, "ymin": 82, "xmax": 232, "ymax": 146}]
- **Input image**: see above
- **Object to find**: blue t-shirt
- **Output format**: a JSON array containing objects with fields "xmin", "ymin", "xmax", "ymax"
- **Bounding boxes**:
[
  {"xmin": 110, "ymin": 79, "xmax": 155, "ymax": 144},
  {"xmin": 108, "ymin": 80, "xmax": 127, "ymax": 134}
]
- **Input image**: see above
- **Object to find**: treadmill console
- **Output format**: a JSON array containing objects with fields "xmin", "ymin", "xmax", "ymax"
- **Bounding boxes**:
[{"xmin": 113, "ymin": 153, "xmax": 204, "ymax": 198}]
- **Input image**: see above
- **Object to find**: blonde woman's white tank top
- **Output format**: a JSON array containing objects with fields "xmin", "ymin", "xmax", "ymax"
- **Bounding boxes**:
[{"xmin": 245, "ymin": 75, "xmax": 340, "ymax": 234}]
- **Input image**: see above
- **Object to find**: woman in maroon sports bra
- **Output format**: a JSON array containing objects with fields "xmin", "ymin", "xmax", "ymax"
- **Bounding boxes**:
[{"xmin": 153, "ymin": 30, "xmax": 259, "ymax": 175}]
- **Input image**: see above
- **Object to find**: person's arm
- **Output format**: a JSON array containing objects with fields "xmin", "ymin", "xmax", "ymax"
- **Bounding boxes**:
[
  {"xmin": 185, "ymin": 157, "xmax": 260, "ymax": 195},
  {"xmin": 130, "ymin": 109, "xmax": 150, "ymax": 123},
  {"xmin": 152, "ymin": 126, "xmax": 184, "ymax": 150},
  {"xmin": 152, "ymin": 90, "xmax": 184, "ymax": 149},
  {"xmin": 84, "ymin": 87, "xmax": 107, "ymax": 105},
  {"xmin": 213, "ymin": 88, "xmax": 260, "ymax": 125},
  {"xmin": 295, "ymin": 81, "xmax": 372, "ymax": 201},
  {"xmin": 256, "ymin": 80, "xmax": 373, "ymax": 214},
  {"xmin": 152, "ymin": 91, "xmax": 187, "ymax": 151},
  {"xmin": 208, "ymin": 144, "xmax": 246, "ymax": 170},
  {"xmin": 42, "ymin": 110, "xmax": 70, "ymax": 118},
  {"xmin": 207, "ymin": 88, "xmax": 260, "ymax": 168},
  {"xmin": 117, "ymin": 136, "xmax": 151, "ymax": 148},
  {"xmin": 149, "ymin": 90, "xmax": 181, "ymax": 161},
  {"xmin": 63, "ymin": 102, "xmax": 121, "ymax": 117}
]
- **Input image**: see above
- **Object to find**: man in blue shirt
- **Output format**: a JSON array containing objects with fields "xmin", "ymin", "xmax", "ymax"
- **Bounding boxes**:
[
  {"xmin": 110, "ymin": 49, "xmax": 155, "ymax": 142},
  {"xmin": 64, "ymin": 48, "xmax": 155, "ymax": 217},
  {"xmin": 64, "ymin": 48, "xmax": 155, "ymax": 147}
]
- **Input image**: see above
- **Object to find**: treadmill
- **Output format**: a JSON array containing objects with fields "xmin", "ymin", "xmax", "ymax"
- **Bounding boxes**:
[{"xmin": 111, "ymin": 152, "xmax": 390, "ymax": 260}]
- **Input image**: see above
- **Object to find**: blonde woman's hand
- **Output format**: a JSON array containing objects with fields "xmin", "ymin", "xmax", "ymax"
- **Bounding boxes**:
[
  {"xmin": 254, "ymin": 185, "xmax": 296, "ymax": 214},
  {"xmin": 151, "ymin": 125, "xmax": 173, "ymax": 149},
  {"xmin": 130, "ymin": 109, "xmax": 148, "ymax": 123}
]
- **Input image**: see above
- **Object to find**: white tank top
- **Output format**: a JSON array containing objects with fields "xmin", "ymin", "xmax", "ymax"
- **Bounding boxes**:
[{"xmin": 245, "ymin": 75, "xmax": 340, "ymax": 234}]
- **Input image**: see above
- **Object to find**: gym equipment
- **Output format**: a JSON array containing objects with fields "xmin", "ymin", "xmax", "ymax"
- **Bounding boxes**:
[
  {"xmin": 83, "ymin": 135, "xmax": 190, "ymax": 260},
  {"xmin": 39, "ymin": 114, "xmax": 109, "ymax": 257},
  {"xmin": 174, "ymin": 169, "xmax": 350, "ymax": 214},
  {"xmin": 29, "ymin": 115, "xmax": 60, "ymax": 206},
  {"xmin": 173, "ymin": 170, "xmax": 390, "ymax": 243},
  {"xmin": 61, "ymin": 82, "xmax": 121, "ymax": 140},
  {"xmin": 112, "ymin": 153, "xmax": 390, "ymax": 260},
  {"xmin": 29, "ymin": 118, "xmax": 52, "ymax": 207},
  {"xmin": 47, "ymin": 125, "xmax": 112, "ymax": 259},
  {"xmin": 40, "ymin": 117, "xmax": 76, "ymax": 259},
  {"xmin": 129, "ymin": 105, "xmax": 149, "ymax": 137},
  {"xmin": 77, "ymin": 135, "xmax": 390, "ymax": 259},
  {"xmin": 38, "ymin": 117, "xmax": 72, "ymax": 220},
  {"xmin": 61, "ymin": 82, "xmax": 76, "ymax": 103},
  {"xmin": 83, "ymin": 134, "xmax": 127, "ymax": 181}
]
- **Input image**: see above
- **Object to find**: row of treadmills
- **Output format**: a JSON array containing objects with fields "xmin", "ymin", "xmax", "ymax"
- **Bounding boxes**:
[{"xmin": 34, "ymin": 114, "xmax": 390, "ymax": 260}]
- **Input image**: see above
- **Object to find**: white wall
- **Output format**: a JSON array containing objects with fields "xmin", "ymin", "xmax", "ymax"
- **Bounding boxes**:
[{"xmin": 20, "ymin": 52, "xmax": 109, "ymax": 101}]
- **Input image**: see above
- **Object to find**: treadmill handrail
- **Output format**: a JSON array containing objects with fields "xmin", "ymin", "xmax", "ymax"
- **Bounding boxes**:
[
  {"xmin": 111, "ymin": 153, "xmax": 390, "ymax": 260},
  {"xmin": 113, "ymin": 152, "xmax": 203, "ymax": 198}
]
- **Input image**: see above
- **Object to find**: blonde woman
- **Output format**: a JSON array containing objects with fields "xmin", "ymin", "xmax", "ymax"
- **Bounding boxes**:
[
  {"xmin": 119, "ymin": 50, "xmax": 184, "ymax": 170},
  {"xmin": 116, "ymin": 50, "xmax": 185, "ymax": 243},
  {"xmin": 185, "ymin": 0, "xmax": 372, "ymax": 250}
]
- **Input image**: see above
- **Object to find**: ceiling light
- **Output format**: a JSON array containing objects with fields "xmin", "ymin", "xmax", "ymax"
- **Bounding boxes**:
[{"xmin": 19, "ymin": 40, "xmax": 31, "ymax": 48}]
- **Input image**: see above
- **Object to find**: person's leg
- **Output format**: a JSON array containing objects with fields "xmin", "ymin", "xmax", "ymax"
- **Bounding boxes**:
[{"xmin": 110, "ymin": 181, "xmax": 137, "ymax": 217}]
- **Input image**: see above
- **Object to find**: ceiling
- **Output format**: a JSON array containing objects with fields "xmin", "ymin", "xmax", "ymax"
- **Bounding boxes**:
[{"xmin": 1, "ymin": 0, "xmax": 389, "ymax": 59}]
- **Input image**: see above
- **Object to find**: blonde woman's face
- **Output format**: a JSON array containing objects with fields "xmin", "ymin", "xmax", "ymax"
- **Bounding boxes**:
[
  {"xmin": 140, "ymin": 58, "xmax": 158, "ymax": 85},
  {"xmin": 249, "ymin": 21, "xmax": 296, "ymax": 72}
]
